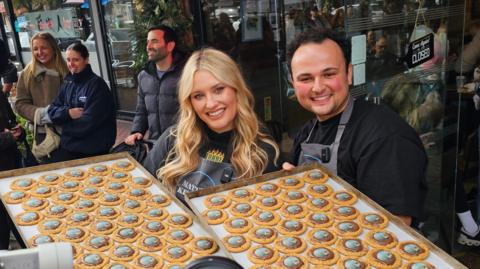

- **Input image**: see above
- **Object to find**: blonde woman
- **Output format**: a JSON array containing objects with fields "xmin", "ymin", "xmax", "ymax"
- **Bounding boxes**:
[{"xmin": 143, "ymin": 48, "xmax": 280, "ymax": 202}]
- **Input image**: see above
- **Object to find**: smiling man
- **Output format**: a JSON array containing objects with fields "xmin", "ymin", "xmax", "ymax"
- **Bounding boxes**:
[{"xmin": 283, "ymin": 29, "xmax": 427, "ymax": 226}]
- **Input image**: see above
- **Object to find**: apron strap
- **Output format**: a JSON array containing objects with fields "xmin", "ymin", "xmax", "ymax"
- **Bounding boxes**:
[{"xmin": 330, "ymin": 95, "xmax": 355, "ymax": 170}]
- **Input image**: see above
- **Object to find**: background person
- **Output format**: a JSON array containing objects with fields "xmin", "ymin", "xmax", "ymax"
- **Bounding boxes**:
[
  {"xmin": 0, "ymin": 39, "xmax": 17, "ymax": 95},
  {"xmin": 47, "ymin": 43, "xmax": 116, "ymax": 162},
  {"xmin": 143, "ymin": 48, "xmax": 279, "ymax": 203}
]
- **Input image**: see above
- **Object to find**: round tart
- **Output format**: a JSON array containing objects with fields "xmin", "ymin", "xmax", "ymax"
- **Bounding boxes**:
[
  {"xmin": 67, "ymin": 211, "xmax": 93, "ymax": 226},
  {"xmin": 365, "ymin": 230, "xmax": 398, "ymax": 249},
  {"xmin": 224, "ymin": 217, "xmax": 252, "ymax": 234},
  {"xmin": 359, "ymin": 212, "xmax": 389, "ymax": 229},
  {"xmin": 59, "ymin": 180, "xmax": 81, "ymax": 192},
  {"xmin": 39, "ymin": 173, "xmax": 62, "ymax": 185},
  {"xmin": 166, "ymin": 213, "xmax": 193, "ymax": 228},
  {"xmin": 307, "ymin": 228, "xmax": 337, "ymax": 246},
  {"xmin": 274, "ymin": 236, "xmax": 307, "ymax": 254},
  {"xmin": 279, "ymin": 190, "xmax": 307, "ymax": 204},
  {"xmin": 112, "ymin": 160, "xmax": 135, "ymax": 172},
  {"xmin": 22, "ymin": 197, "xmax": 49, "ymax": 211},
  {"xmin": 72, "ymin": 245, "xmax": 82, "ymax": 259},
  {"xmin": 96, "ymin": 206, "xmax": 120, "ymax": 219},
  {"xmin": 307, "ymin": 197, "xmax": 333, "ymax": 212},
  {"xmin": 402, "ymin": 261, "xmax": 436, "ymax": 269},
  {"xmin": 248, "ymin": 246, "xmax": 279, "ymax": 265},
  {"xmin": 204, "ymin": 195, "xmax": 231, "ymax": 209},
  {"xmin": 256, "ymin": 196, "xmax": 283, "ymax": 210},
  {"xmin": 248, "ymin": 226, "xmax": 278, "ymax": 244},
  {"xmin": 222, "ymin": 235, "xmax": 251, "ymax": 253},
  {"xmin": 252, "ymin": 210, "xmax": 281, "ymax": 226},
  {"xmin": 107, "ymin": 262, "xmax": 132, "ymax": 269},
  {"xmin": 332, "ymin": 206, "xmax": 359, "ymax": 220},
  {"xmin": 276, "ymin": 254, "xmax": 308, "ymax": 269},
  {"xmin": 165, "ymin": 228, "xmax": 194, "ymax": 244},
  {"xmin": 147, "ymin": 194, "xmax": 171, "ymax": 207},
  {"xmin": 126, "ymin": 188, "xmax": 151, "ymax": 200},
  {"xmin": 64, "ymin": 169, "xmax": 87, "ymax": 181},
  {"xmin": 122, "ymin": 199, "xmax": 147, "ymax": 213},
  {"xmin": 106, "ymin": 182, "xmax": 128, "ymax": 193},
  {"xmin": 31, "ymin": 185, "xmax": 56, "ymax": 198},
  {"xmin": 143, "ymin": 208, "xmax": 169, "ymax": 221},
  {"xmin": 60, "ymin": 226, "xmax": 88, "ymax": 243},
  {"xmin": 84, "ymin": 235, "xmax": 113, "ymax": 252},
  {"xmin": 280, "ymin": 204, "xmax": 307, "ymax": 219},
  {"xmin": 38, "ymin": 219, "xmax": 65, "ymax": 234},
  {"xmin": 306, "ymin": 212, "xmax": 334, "ymax": 228},
  {"xmin": 164, "ymin": 264, "xmax": 184, "ymax": 269},
  {"xmin": 228, "ymin": 188, "xmax": 256, "ymax": 202},
  {"xmin": 11, "ymin": 178, "xmax": 36, "ymax": 190},
  {"xmin": 368, "ymin": 249, "xmax": 401, "ymax": 269},
  {"xmin": 142, "ymin": 221, "xmax": 168, "ymax": 235},
  {"xmin": 278, "ymin": 176, "xmax": 304, "ymax": 189},
  {"xmin": 28, "ymin": 234, "xmax": 55, "ymax": 247},
  {"xmin": 302, "ymin": 169, "xmax": 328, "ymax": 183},
  {"xmin": 52, "ymin": 192, "xmax": 79, "ymax": 204},
  {"xmin": 98, "ymin": 193, "xmax": 123, "ymax": 206},
  {"xmin": 134, "ymin": 254, "xmax": 163, "ymax": 269},
  {"xmin": 278, "ymin": 219, "xmax": 307, "ymax": 235},
  {"xmin": 79, "ymin": 187, "xmax": 102, "ymax": 199},
  {"xmin": 3, "ymin": 190, "xmax": 29, "ymax": 204},
  {"xmin": 250, "ymin": 265, "xmax": 278, "ymax": 269},
  {"xmin": 162, "ymin": 245, "xmax": 192, "ymax": 263},
  {"xmin": 118, "ymin": 213, "xmax": 144, "ymax": 227},
  {"xmin": 76, "ymin": 252, "xmax": 109, "ymax": 269},
  {"xmin": 397, "ymin": 241, "xmax": 429, "ymax": 260},
  {"xmin": 337, "ymin": 257, "xmax": 370, "ymax": 269},
  {"xmin": 331, "ymin": 190, "xmax": 357, "ymax": 205},
  {"xmin": 85, "ymin": 176, "xmax": 106, "ymax": 187},
  {"xmin": 255, "ymin": 182, "xmax": 281, "ymax": 196},
  {"xmin": 74, "ymin": 199, "xmax": 99, "ymax": 212},
  {"xmin": 190, "ymin": 237, "xmax": 218, "ymax": 255},
  {"xmin": 90, "ymin": 219, "xmax": 116, "ymax": 235},
  {"xmin": 113, "ymin": 227, "xmax": 141, "ymax": 243},
  {"xmin": 130, "ymin": 176, "xmax": 153, "ymax": 188},
  {"xmin": 306, "ymin": 184, "xmax": 333, "ymax": 198},
  {"xmin": 333, "ymin": 221, "xmax": 362, "ymax": 237},
  {"xmin": 110, "ymin": 245, "xmax": 138, "ymax": 262},
  {"xmin": 88, "ymin": 164, "xmax": 110, "ymax": 176},
  {"xmin": 45, "ymin": 204, "xmax": 72, "ymax": 218},
  {"xmin": 202, "ymin": 209, "xmax": 228, "ymax": 225},
  {"xmin": 336, "ymin": 238, "xmax": 368, "ymax": 257},
  {"xmin": 138, "ymin": 235, "xmax": 166, "ymax": 252},
  {"xmin": 108, "ymin": 171, "xmax": 131, "ymax": 182},
  {"xmin": 229, "ymin": 202, "xmax": 256, "ymax": 217},
  {"xmin": 307, "ymin": 246, "xmax": 339, "ymax": 266},
  {"xmin": 16, "ymin": 211, "xmax": 43, "ymax": 225}
]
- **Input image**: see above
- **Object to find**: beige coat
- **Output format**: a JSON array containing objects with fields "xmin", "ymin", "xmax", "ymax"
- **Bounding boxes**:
[{"xmin": 15, "ymin": 65, "xmax": 64, "ymax": 122}]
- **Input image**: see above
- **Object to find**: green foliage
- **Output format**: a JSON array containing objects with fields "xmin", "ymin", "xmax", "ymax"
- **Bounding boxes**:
[{"xmin": 15, "ymin": 114, "xmax": 33, "ymax": 153}]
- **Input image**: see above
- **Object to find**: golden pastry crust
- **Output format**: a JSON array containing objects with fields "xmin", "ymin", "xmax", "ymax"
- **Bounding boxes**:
[
  {"xmin": 307, "ymin": 245, "xmax": 339, "ymax": 266},
  {"xmin": 38, "ymin": 173, "xmax": 62, "ymax": 185},
  {"xmin": 255, "ymin": 182, "xmax": 281, "ymax": 196},
  {"xmin": 336, "ymin": 257, "xmax": 371, "ymax": 269},
  {"xmin": 30, "ymin": 185, "xmax": 56, "ymax": 198},
  {"xmin": 367, "ymin": 248, "xmax": 402, "ymax": 269},
  {"xmin": 166, "ymin": 213, "xmax": 193, "ymax": 228},
  {"xmin": 190, "ymin": 237, "xmax": 219, "ymax": 255},
  {"xmin": 143, "ymin": 207, "xmax": 169, "ymax": 221},
  {"xmin": 71, "ymin": 244, "xmax": 82, "ymax": 259},
  {"xmin": 134, "ymin": 254, "xmax": 164, "ymax": 269},
  {"xmin": 333, "ymin": 221, "xmax": 363, "ymax": 237},
  {"xmin": 248, "ymin": 245, "xmax": 279, "ymax": 265},
  {"xmin": 84, "ymin": 235, "xmax": 113, "ymax": 252},
  {"xmin": 336, "ymin": 237, "xmax": 369, "ymax": 257},
  {"xmin": 10, "ymin": 178, "xmax": 36, "ymax": 190},
  {"xmin": 277, "ymin": 219, "xmax": 307, "ymax": 236},
  {"xmin": 122, "ymin": 199, "xmax": 147, "ymax": 213},
  {"xmin": 255, "ymin": 196, "xmax": 283, "ymax": 211},
  {"xmin": 306, "ymin": 184, "xmax": 333, "ymax": 198},
  {"xmin": 44, "ymin": 204, "xmax": 72, "ymax": 218},
  {"xmin": 105, "ymin": 181, "xmax": 128, "ymax": 193},
  {"xmin": 305, "ymin": 212, "xmax": 334, "ymax": 228},
  {"xmin": 249, "ymin": 265, "xmax": 279, "ymax": 269},
  {"xmin": 358, "ymin": 212, "xmax": 389, "ymax": 230},
  {"xmin": 90, "ymin": 219, "xmax": 116, "ymax": 235},
  {"xmin": 142, "ymin": 221, "xmax": 168, "ymax": 235},
  {"xmin": 51, "ymin": 192, "xmax": 79, "ymax": 205},
  {"xmin": 202, "ymin": 209, "xmax": 228, "ymax": 225},
  {"xmin": 3, "ymin": 190, "xmax": 30, "ymax": 204},
  {"xmin": 78, "ymin": 187, "xmax": 102, "ymax": 199},
  {"xmin": 63, "ymin": 169, "xmax": 87, "ymax": 181},
  {"xmin": 85, "ymin": 176, "xmax": 107, "ymax": 187},
  {"xmin": 98, "ymin": 193, "xmax": 123, "ymax": 206},
  {"xmin": 276, "ymin": 254, "xmax": 308, "ymax": 269},
  {"xmin": 130, "ymin": 176, "xmax": 153, "ymax": 188},
  {"xmin": 76, "ymin": 252, "xmax": 109, "ymax": 269},
  {"xmin": 88, "ymin": 164, "xmax": 111, "ymax": 176},
  {"xmin": 229, "ymin": 202, "xmax": 256, "ymax": 217},
  {"xmin": 248, "ymin": 226, "xmax": 278, "ymax": 244},
  {"xmin": 138, "ymin": 235, "xmax": 167, "ymax": 252},
  {"xmin": 58, "ymin": 180, "xmax": 81, "ymax": 192},
  {"xmin": 162, "ymin": 245, "xmax": 192, "ymax": 263},
  {"xmin": 111, "ymin": 160, "xmax": 135, "ymax": 172},
  {"xmin": 67, "ymin": 211, "xmax": 93, "ymax": 226},
  {"xmin": 279, "ymin": 190, "xmax": 308, "ymax": 204},
  {"xmin": 96, "ymin": 206, "xmax": 121, "ymax": 220},
  {"xmin": 306, "ymin": 197, "xmax": 333, "ymax": 212},
  {"xmin": 16, "ymin": 211, "xmax": 43, "ymax": 225},
  {"xmin": 331, "ymin": 190, "xmax": 358, "ymax": 205},
  {"xmin": 277, "ymin": 176, "xmax": 305, "ymax": 189},
  {"xmin": 147, "ymin": 194, "xmax": 171, "ymax": 207},
  {"xmin": 302, "ymin": 169, "xmax": 329, "ymax": 183},
  {"xmin": 125, "ymin": 188, "xmax": 152, "ymax": 200},
  {"xmin": 228, "ymin": 188, "xmax": 256, "ymax": 202},
  {"xmin": 307, "ymin": 228, "xmax": 337, "ymax": 246},
  {"xmin": 402, "ymin": 261, "xmax": 436, "ymax": 269},
  {"xmin": 74, "ymin": 199, "xmax": 99, "ymax": 212},
  {"xmin": 27, "ymin": 234, "xmax": 55, "ymax": 247},
  {"xmin": 203, "ymin": 194, "xmax": 231, "ymax": 209},
  {"xmin": 108, "ymin": 171, "xmax": 132, "ymax": 182},
  {"xmin": 60, "ymin": 226, "xmax": 89, "ymax": 243},
  {"xmin": 113, "ymin": 227, "xmax": 141, "ymax": 243},
  {"xmin": 38, "ymin": 219, "xmax": 65, "ymax": 234},
  {"xmin": 396, "ymin": 241, "xmax": 430, "ymax": 261},
  {"xmin": 279, "ymin": 204, "xmax": 307, "ymax": 219},
  {"xmin": 274, "ymin": 236, "xmax": 307, "ymax": 254},
  {"xmin": 107, "ymin": 262, "xmax": 132, "ymax": 269},
  {"xmin": 224, "ymin": 217, "xmax": 253, "ymax": 234},
  {"xmin": 365, "ymin": 230, "xmax": 398, "ymax": 249},
  {"xmin": 110, "ymin": 244, "xmax": 139, "ymax": 262},
  {"xmin": 164, "ymin": 263, "xmax": 185, "ymax": 269},
  {"xmin": 332, "ymin": 206, "xmax": 359, "ymax": 220},
  {"xmin": 222, "ymin": 235, "xmax": 251, "ymax": 253},
  {"xmin": 252, "ymin": 210, "xmax": 281, "ymax": 226},
  {"xmin": 118, "ymin": 213, "xmax": 144, "ymax": 227}
]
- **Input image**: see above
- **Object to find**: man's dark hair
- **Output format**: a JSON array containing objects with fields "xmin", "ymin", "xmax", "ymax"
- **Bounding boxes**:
[
  {"xmin": 287, "ymin": 28, "xmax": 351, "ymax": 70},
  {"xmin": 147, "ymin": 25, "xmax": 177, "ymax": 44}
]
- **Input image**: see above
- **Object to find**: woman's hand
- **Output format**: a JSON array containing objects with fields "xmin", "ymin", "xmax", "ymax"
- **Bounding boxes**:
[
  {"xmin": 282, "ymin": 162, "xmax": 296, "ymax": 171},
  {"xmin": 69, "ymin": 108, "xmax": 84, "ymax": 119}
]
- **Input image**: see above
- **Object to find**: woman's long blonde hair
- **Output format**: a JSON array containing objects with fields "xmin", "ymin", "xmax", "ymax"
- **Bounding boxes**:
[
  {"xmin": 22, "ymin": 32, "xmax": 69, "ymax": 87},
  {"xmin": 159, "ymin": 48, "xmax": 279, "ymax": 189}
]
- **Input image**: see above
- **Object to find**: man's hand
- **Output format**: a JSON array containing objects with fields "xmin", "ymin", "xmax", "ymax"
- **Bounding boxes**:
[
  {"xmin": 125, "ymin": 133, "xmax": 143, "ymax": 145},
  {"xmin": 396, "ymin": 215, "xmax": 412, "ymax": 226},
  {"xmin": 282, "ymin": 162, "xmax": 296, "ymax": 171},
  {"xmin": 2, "ymin": 83, "xmax": 12, "ymax": 94},
  {"xmin": 458, "ymin": 82, "xmax": 476, "ymax": 93},
  {"xmin": 68, "ymin": 108, "xmax": 84, "ymax": 119}
]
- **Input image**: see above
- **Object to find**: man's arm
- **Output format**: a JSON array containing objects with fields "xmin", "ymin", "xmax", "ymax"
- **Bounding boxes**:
[{"xmin": 126, "ymin": 73, "xmax": 149, "ymax": 145}]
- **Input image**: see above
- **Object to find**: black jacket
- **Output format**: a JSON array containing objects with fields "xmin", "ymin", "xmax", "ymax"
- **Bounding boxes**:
[{"xmin": 0, "ymin": 91, "xmax": 18, "ymax": 171}]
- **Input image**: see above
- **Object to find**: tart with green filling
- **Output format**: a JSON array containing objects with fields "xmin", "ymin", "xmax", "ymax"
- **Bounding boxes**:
[
  {"xmin": 367, "ymin": 248, "xmax": 401, "ymax": 269},
  {"xmin": 76, "ymin": 252, "xmax": 109, "ymax": 269},
  {"xmin": 255, "ymin": 182, "xmax": 281, "ymax": 196},
  {"xmin": 278, "ymin": 176, "xmax": 304, "ymax": 189},
  {"xmin": 331, "ymin": 190, "xmax": 358, "ymax": 205},
  {"xmin": 274, "ymin": 236, "xmax": 307, "ymax": 254},
  {"xmin": 228, "ymin": 188, "xmax": 256, "ymax": 202},
  {"xmin": 88, "ymin": 164, "xmax": 110, "ymax": 176},
  {"xmin": 302, "ymin": 169, "xmax": 328, "ymax": 183},
  {"xmin": 358, "ymin": 212, "xmax": 389, "ymax": 229},
  {"xmin": 276, "ymin": 254, "xmax": 308, "ymax": 269},
  {"xmin": 247, "ymin": 246, "xmax": 279, "ymax": 265},
  {"xmin": 336, "ymin": 238, "xmax": 369, "ymax": 257},
  {"xmin": 64, "ymin": 169, "xmax": 87, "ymax": 181},
  {"xmin": 306, "ymin": 184, "xmax": 333, "ymax": 198},
  {"xmin": 138, "ymin": 235, "xmax": 166, "ymax": 252},
  {"xmin": 202, "ymin": 209, "xmax": 227, "ymax": 225},
  {"xmin": 190, "ymin": 237, "xmax": 218, "ymax": 255},
  {"xmin": 162, "ymin": 245, "xmax": 192, "ymax": 263},
  {"xmin": 112, "ymin": 160, "xmax": 135, "ymax": 172},
  {"xmin": 307, "ymin": 246, "xmax": 339, "ymax": 266},
  {"xmin": 110, "ymin": 244, "xmax": 138, "ymax": 262},
  {"xmin": 396, "ymin": 241, "xmax": 429, "ymax": 261}
]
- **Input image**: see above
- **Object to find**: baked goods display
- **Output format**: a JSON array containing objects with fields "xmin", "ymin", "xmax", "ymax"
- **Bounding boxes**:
[
  {"xmin": 189, "ymin": 168, "xmax": 446, "ymax": 269},
  {"xmin": 0, "ymin": 157, "xmax": 222, "ymax": 269}
]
